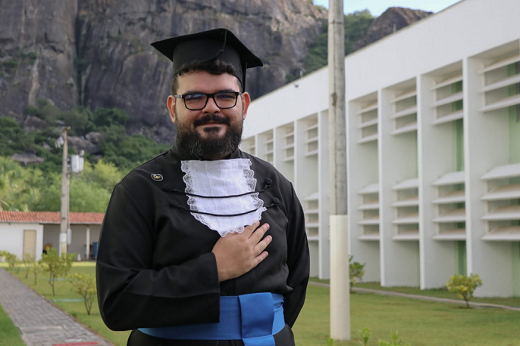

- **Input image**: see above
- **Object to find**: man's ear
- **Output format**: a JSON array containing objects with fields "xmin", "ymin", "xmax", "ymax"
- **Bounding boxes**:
[
  {"xmin": 167, "ymin": 95, "xmax": 176, "ymax": 124},
  {"xmin": 241, "ymin": 92, "xmax": 251, "ymax": 120}
]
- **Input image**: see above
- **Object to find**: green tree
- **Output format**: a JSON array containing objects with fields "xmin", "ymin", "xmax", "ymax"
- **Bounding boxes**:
[
  {"xmin": 69, "ymin": 175, "xmax": 112, "ymax": 212},
  {"xmin": 67, "ymin": 273, "xmax": 97, "ymax": 315},
  {"xmin": 0, "ymin": 156, "xmax": 124, "ymax": 213},
  {"xmin": 99, "ymin": 126, "xmax": 169, "ymax": 170},
  {"xmin": 446, "ymin": 273, "xmax": 483, "ymax": 308},
  {"xmin": 344, "ymin": 10, "xmax": 374, "ymax": 54},
  {"xmin": 80, "ymin": 160, "xmax": 123, "ymax": 193},
  {"xmin": 39, "ymin": 248, "xmax": 75, "ymax": 296},
  {"xmin": 0, "ymin": 117, "xmax": 23, "ymax": 157},
  {"xmin": 62, "ymin": 107, "xmax": 95, "ymax": 136},
  {"xmin": 0, "ymin": 156, "xmax": 32, "ymax": 211},
  {"xmin": 301, "ymin": 10, "xmax": 374, "ymax": 78},
  {"xmin": 92, "ymin": 107, "xmax": 129, "ymax": 127},
  {"xmin": 300, "ymin": 30, "xmax": 328, "ymax": 79},
  {"xmin": 0, "ymin": 117, "xmax": 37, "ymax": 157},
  {"xmin": 27, "ymin": 171, "xmax": 61, "ymax": 211}
]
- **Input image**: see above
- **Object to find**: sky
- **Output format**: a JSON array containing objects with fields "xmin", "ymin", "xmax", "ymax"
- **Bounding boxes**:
[{"xmin": 313, "ymin": 0, "xmax": 462, "ymax": 16}]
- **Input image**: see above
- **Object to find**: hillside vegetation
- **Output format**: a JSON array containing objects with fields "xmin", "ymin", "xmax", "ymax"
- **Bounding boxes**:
[
  {"xmin": 0, "ymin": 101, "xmax": 169, "ymax": 212},
  {"xmin": 287, "ymin": 10, "xmax": 374, "ymax": 82}
]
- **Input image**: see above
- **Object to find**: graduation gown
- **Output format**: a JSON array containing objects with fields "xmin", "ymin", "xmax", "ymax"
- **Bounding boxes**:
[{"xmin": 96, "ymin": 144, "xmax": 310, "ymax": 345}]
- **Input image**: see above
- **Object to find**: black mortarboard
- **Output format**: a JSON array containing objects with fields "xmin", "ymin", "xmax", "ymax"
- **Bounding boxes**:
[{"xmin": 151, "ymin": 28, "xmax": 263, "ymax": 91}]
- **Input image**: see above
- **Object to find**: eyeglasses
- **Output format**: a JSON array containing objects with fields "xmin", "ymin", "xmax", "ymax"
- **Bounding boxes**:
[{"xmin": 174, "ymin": 91, "xmax": 241, "ymax": 110}]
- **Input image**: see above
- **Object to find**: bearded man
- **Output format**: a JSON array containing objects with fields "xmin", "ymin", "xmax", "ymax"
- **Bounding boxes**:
[{"xmin": 96, "ymin": 28, "xmax": 310, "ymax": 346}]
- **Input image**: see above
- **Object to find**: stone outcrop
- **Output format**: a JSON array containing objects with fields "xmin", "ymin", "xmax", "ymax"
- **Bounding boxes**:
[
  {"xmin": 11, "ymin": 153, "xmax": 45, "ymax": 165},
  {"xmin": 85, "ymin": 132, "xmax": 102, "ymax": 144},
  {"xmin": 354, "ymin": 7, "xmax": 432, "ymax": 50},
  {"xmin": 68, "ymin": 136, "xmax": 100, "ymax": 154},
  {"xmin": 23, "ymin": 116, "xmax": 47, "ymax": 133}
]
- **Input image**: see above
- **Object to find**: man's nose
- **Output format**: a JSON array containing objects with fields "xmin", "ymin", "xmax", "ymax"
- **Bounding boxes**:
[{"xmin": 203, "ymin": 96, "xmax": 220, "ymax": 112}]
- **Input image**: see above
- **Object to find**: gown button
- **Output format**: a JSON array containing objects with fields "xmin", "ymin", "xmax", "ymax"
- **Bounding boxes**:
[
  {"xmin": 265, "ymin": 178, "xmax": 273, "ymax": 185},
  {"xmin": 273, "ymin": 198, "xmax": 280, "ymax": 205}
]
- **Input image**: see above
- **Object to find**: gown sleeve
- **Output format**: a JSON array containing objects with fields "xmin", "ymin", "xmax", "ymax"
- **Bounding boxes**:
[
  {"xmin": 282, "ymin": 184, "xmax": 310, "ymax": 327},
  {"xmin": 96, "ymin": 182, "xmax": 221, "ymax": 331}
]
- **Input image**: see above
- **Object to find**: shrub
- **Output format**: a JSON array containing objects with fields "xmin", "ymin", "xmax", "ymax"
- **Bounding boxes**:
[
  {"xmin": 22, "ymin": 253, "xmax": 36, "ymax": 278},
  {"xmin": 2, "ymin": 59, "xmax": 18, "ymax": 72},
  {"xmin": 359, "ymin": 327, "xmax": 371, "ymax": 346},
  {"xmin": 29, "ymin": 260, "xmax": 42, "ymax": 285},
  {"xmin": 39, "ymin": 247, "xmax": 76, "ymax": 295},
  {"xmin": 19, "ymin": 51, "xmax": 37, "ymax": 61},
  {"xmin": 26, "ymin": 99, "xmax": 62, "ymax": 125},
  {"xmin": 5, "ymin": 253, "xmax": 21, "ymax": 273},
  {"xmin": 67, "ymin": 273, "xmax": 97, "ymax": 315},
  {"xmin": 446, "ymin": 273, "xmax": 483, "ymax": 308},
  {"xmin": 349, "ymin": 255, "xmax": 366, "ymax": 292},
  {"xmin": 0, "ymin": 250, "xmax": 10, "ymax": 261}
]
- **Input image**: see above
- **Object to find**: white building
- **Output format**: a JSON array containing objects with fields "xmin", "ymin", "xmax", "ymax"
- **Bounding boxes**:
[
  {"xmin": 0, "ymin": 211, "xmax": 103, "ymax": 261},
  {"xmin": 242, "ymin": 0, "xmax": 520, "ymax": 297}
]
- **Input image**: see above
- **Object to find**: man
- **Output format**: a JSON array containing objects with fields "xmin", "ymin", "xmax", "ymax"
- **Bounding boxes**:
[{"xmin": 96, "ymin": 28, "xmax": 309, "ymax": 346}]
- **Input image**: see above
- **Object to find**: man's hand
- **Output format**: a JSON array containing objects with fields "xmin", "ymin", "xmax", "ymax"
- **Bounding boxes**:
[{"xmin": 212, "ymin": 222, "xmax": 272, "ymax": 282}]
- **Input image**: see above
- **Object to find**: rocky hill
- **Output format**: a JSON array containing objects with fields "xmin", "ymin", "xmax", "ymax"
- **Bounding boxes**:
[
  {"xmin": 0, "ymin": 2, "xmax": 433, "ymax": 145},
  {"xmin": 0, "ymin": 0, "xmax": 326, "ymax": 142},
  {"xmin": 354, "ymin": 7, "xmax": 432, "ymax": 50}
]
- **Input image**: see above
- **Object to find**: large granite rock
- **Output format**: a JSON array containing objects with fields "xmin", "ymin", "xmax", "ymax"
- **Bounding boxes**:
[{"xmin": 0, "ymin": 0, "xmax": 326, "ymax": 143}]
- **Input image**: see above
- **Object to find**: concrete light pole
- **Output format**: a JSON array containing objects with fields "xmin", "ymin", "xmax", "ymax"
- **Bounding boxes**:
[
  {"xmin": 57, "ymin": 128, "xmax": 85, "ymax": 256},
  {"xmin": 59, "ymin": 127, "xmax": 70, "ymax": 256},
  {"xmin": 328, "ymin": 0, "xmax": 350, "ymax": 341}
]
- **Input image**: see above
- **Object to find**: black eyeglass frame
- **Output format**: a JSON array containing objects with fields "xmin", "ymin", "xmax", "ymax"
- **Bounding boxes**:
[{"xmin": 173, "ymin": 91, "xmax": 242, "ymax": 110}]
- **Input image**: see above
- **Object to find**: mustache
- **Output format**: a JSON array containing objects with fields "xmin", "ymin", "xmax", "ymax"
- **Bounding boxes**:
[{"xmin": 193, "ymin": 114, "xmax": 230, "ymax": 127}]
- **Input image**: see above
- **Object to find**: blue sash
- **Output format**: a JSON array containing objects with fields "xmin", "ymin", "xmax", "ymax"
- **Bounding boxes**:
[{"xmin": 138, "ymin": 292, "xmax": 284, "ymax": 346}]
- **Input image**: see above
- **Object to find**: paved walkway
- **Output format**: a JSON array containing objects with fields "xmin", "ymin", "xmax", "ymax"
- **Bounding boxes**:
[
  {"xmin": 309, "ymin": 281, "xmax": 520, "ymax": 312},
  {"xmin": 0, "ymin": 267, "xmax": 112, "ymax": 346}
]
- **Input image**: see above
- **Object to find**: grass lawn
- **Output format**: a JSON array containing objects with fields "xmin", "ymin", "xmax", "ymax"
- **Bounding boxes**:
[
  {"xmin": 294, "ymin": 285, "xmax": 520, "ymax": 346},
  {"xmin": 3, "ymin": 263, "xmax": 520, "ymax": 346},
  {"xmin": 0, "ymin": 302, "xmax": 25, "ymax": 346},
  {"xmin": 310, "ymin": 277, "xmax": 520, "ymax": 308}
]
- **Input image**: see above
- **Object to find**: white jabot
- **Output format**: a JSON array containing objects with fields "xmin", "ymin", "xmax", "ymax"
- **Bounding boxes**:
[{"xmin": 181, "ymin": 159, "xmax": 266, "ymax": 237}]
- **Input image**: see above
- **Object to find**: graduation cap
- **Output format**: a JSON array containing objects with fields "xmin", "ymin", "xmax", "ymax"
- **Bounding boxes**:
[{"xmin": 151, "ymin": 28, "xmax": 263, "ymax": 91}]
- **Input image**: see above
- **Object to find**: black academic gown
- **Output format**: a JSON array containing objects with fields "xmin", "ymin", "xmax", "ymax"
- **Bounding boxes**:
[{"xmin": 96, "ymin": 144, "xmax": 310, "ymax": 346}]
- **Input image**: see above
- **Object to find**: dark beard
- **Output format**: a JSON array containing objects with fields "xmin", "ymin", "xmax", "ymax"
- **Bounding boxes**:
[{"xmin": 176, "ymin": 114, "xmax": 243, "ymax": 159}]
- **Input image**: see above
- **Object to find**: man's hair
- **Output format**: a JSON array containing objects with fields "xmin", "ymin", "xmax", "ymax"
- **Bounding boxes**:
[{"xmin": 170, "ymin": 60, "xmax": 242, "ymax": 95}]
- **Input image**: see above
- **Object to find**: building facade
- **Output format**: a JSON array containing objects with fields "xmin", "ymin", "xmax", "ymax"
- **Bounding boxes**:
[
  {"xmin": 242, "ymin": 0, "xmax": 520, "ymax": 297},
  {"xmin": 0, "ymin": 211, "xmax": 103, "ymax": 261}
]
